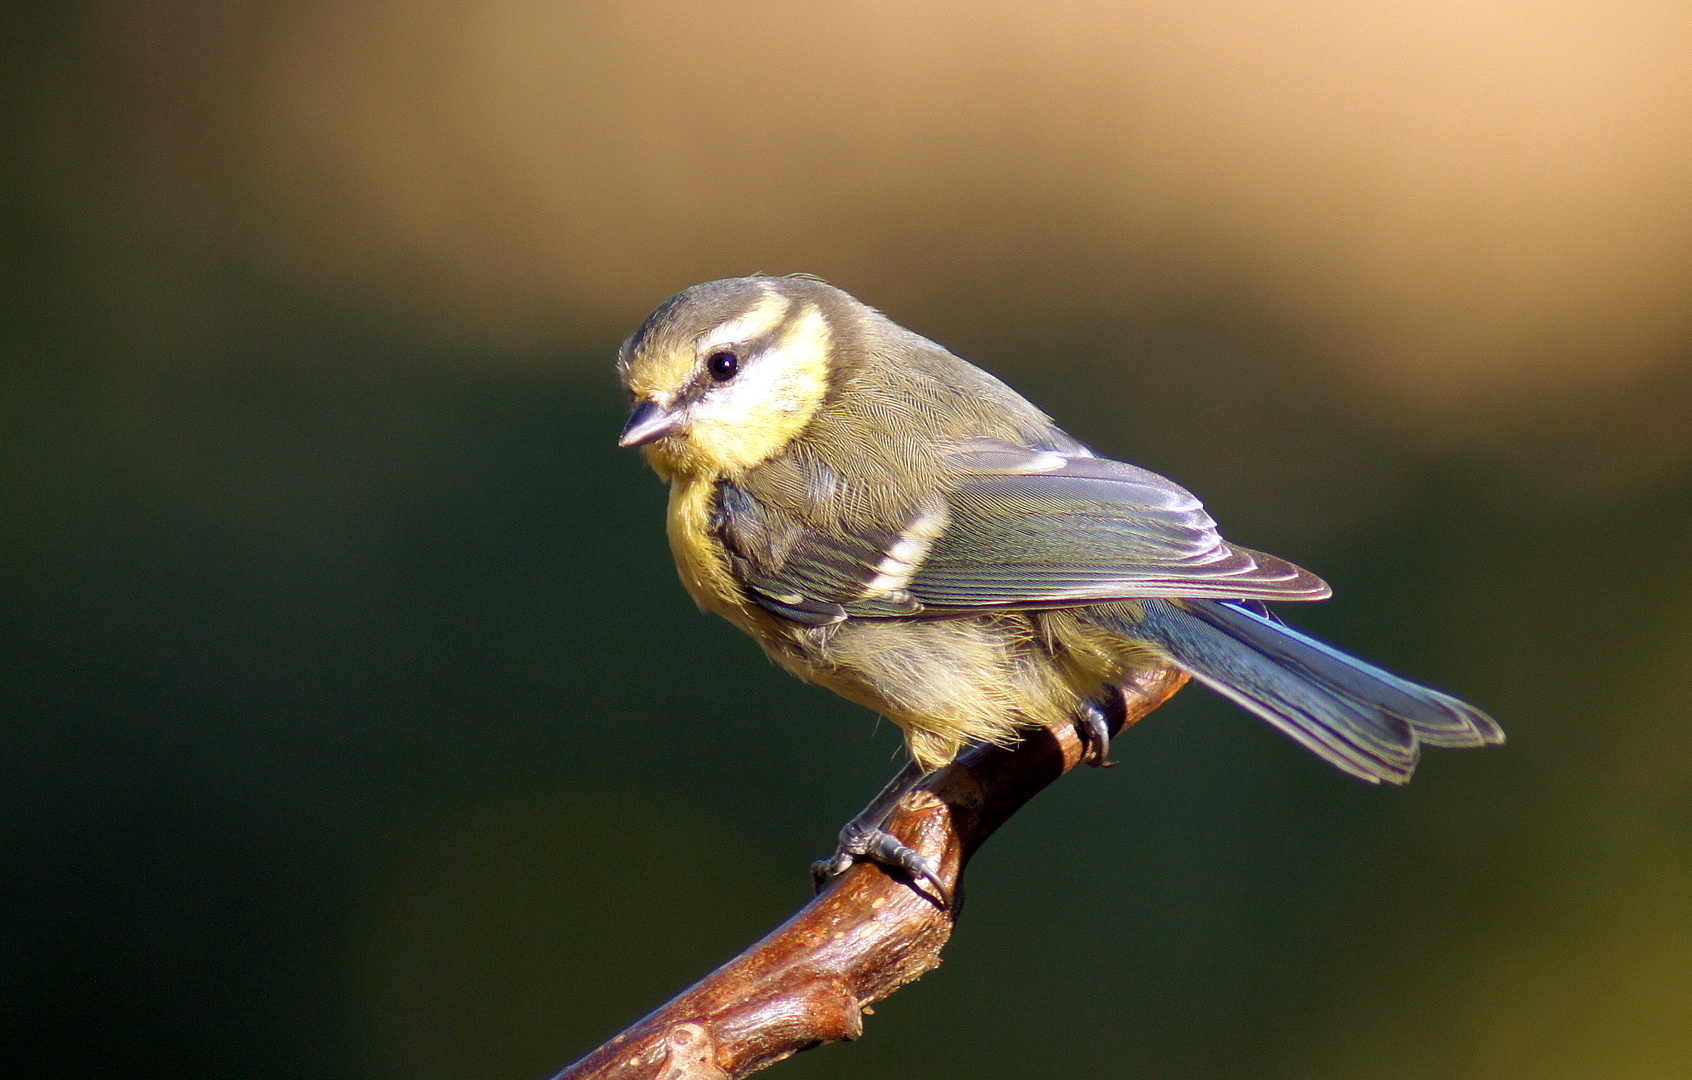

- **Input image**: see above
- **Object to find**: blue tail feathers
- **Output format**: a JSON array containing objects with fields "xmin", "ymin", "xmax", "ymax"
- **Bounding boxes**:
[{"xmin": 1118, "ymin": 599, "xmax": 1503, "ymax": 784}]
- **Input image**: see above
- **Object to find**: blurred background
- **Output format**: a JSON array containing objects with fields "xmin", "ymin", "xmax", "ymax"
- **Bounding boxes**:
[{"xmin": 4, "ymin": 1, "xmax": 1691, "ymax": 1077}]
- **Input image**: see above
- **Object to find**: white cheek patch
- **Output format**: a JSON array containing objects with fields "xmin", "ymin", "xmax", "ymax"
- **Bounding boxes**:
[
  {"xmin": 691, "ymin": 346, "xmax": 801, "ymax": 425},
  {"xmin": 691, "ymin": 303, "xmax": 833, "ymax": 429}
]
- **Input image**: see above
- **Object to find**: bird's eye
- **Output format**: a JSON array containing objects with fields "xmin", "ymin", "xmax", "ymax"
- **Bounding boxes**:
[{"xmin": 706, "ymin": 349, "xmax": 741, "ymax": 381}]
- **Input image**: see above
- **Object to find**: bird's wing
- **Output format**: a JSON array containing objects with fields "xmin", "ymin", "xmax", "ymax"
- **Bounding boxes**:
[
  {"xmin": 901, "ymin": 442, "xmax": 1331, "ymax": 609},
  {"xmin": 714, "ymin": 479, "xmax": 938, "ymax": 624},
  {"xmin": 718, "ymin": 440, "xmax": 1329, "ymax": 626}
]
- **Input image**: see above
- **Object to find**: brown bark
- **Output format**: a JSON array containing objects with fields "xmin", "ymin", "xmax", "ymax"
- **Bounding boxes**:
[{"xmin": 553, "ymin": 666, "xmax": 1190, "ymax": 1080}]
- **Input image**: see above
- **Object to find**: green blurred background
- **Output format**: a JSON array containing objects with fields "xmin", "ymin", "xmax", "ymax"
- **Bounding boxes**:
[{"xmin": 4, "ymin": 1, "xmax": 1692, "ymax": 1077}]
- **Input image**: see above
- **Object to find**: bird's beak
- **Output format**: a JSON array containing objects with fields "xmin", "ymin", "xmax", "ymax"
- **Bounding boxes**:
[{"xmin": 618, "ymin": 397, "xmax": 683, "ymax": 447}]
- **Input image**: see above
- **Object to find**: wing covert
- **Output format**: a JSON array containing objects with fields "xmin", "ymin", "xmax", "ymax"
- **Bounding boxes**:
[
  {"xmin": 716, "ymin": 441, "xmax": 1329, "ymax": 624},
  {"xmin": 715, "ymin": 480, "xmax": 934, "ymax": 624},
  {"xmin": 900, "ymin": 447, "xmax": 1330, "ymax": 609}
]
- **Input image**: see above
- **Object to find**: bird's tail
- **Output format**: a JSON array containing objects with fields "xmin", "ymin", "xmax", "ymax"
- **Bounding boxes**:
[{"xmin": 1115, "ymin": 599, "xmax": 1503, "ymax": 783}]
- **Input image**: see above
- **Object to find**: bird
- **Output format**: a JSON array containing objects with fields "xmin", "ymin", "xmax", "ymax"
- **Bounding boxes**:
[{"xmin": 616, "ymin": 274, "xmax": 1502, "ymax": 900}]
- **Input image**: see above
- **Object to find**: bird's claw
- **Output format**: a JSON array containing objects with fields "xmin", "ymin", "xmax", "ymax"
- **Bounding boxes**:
[
  {"xmin": 1077, "ymin": 701, "xmax": 1116, "ymax": 767},
  {"xmin": 812, "ymin": 819, "xmax": 951, "ymax": 907}
]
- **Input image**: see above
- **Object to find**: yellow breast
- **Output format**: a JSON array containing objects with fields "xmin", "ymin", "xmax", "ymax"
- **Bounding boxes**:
[{"xmin": 666, "ymin": 473, "xmax": 794, "ymax": 638}]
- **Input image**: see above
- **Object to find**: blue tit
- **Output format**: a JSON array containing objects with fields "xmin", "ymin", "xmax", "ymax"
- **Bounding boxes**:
[{"xmin": 617, "ymin": 275, "xmax": 1502, "ymax": 897}]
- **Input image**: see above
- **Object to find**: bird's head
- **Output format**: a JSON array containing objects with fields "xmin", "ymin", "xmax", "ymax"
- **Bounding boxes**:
[{"xmin": 617, "ymin": 276, "xmax": 848, "ymax": 479}]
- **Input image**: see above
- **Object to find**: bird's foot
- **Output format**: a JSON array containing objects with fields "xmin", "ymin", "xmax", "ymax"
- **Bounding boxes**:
[
  {"xmin": 1076, "ymin": 700, "xmax": 1116, "ymax": 767},
  {"xmin": 811, "ymin": 818, "xmax": 950, "ymax": 905},
  {"xmin": 811, "ymin": 760, "xmax": 951, "ymax": 907}
]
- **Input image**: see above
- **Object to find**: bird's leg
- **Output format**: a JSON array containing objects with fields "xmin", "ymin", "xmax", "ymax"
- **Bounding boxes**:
[
  {"xmin": 812, "ymin": 758, "xmax": 950, "ymax": 905},
  {"xmin": 1076, "ymin": 698, "xmax": 1118, "ymax": 767}
]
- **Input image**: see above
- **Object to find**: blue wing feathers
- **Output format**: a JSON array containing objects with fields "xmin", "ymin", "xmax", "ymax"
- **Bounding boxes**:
[
  {"xmin": 900, "ymin": 454, "xmax": 1332, "ymax": 607},
  {"xmin": 723, "ymin": 449, "xmax": 1332, "ymax": 619}
]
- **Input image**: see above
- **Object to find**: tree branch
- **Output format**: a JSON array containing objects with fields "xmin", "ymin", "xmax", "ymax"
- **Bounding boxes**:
[{"xmin": 553, "ymin": 667, "xmax": 1191, "ymax": 1080}]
